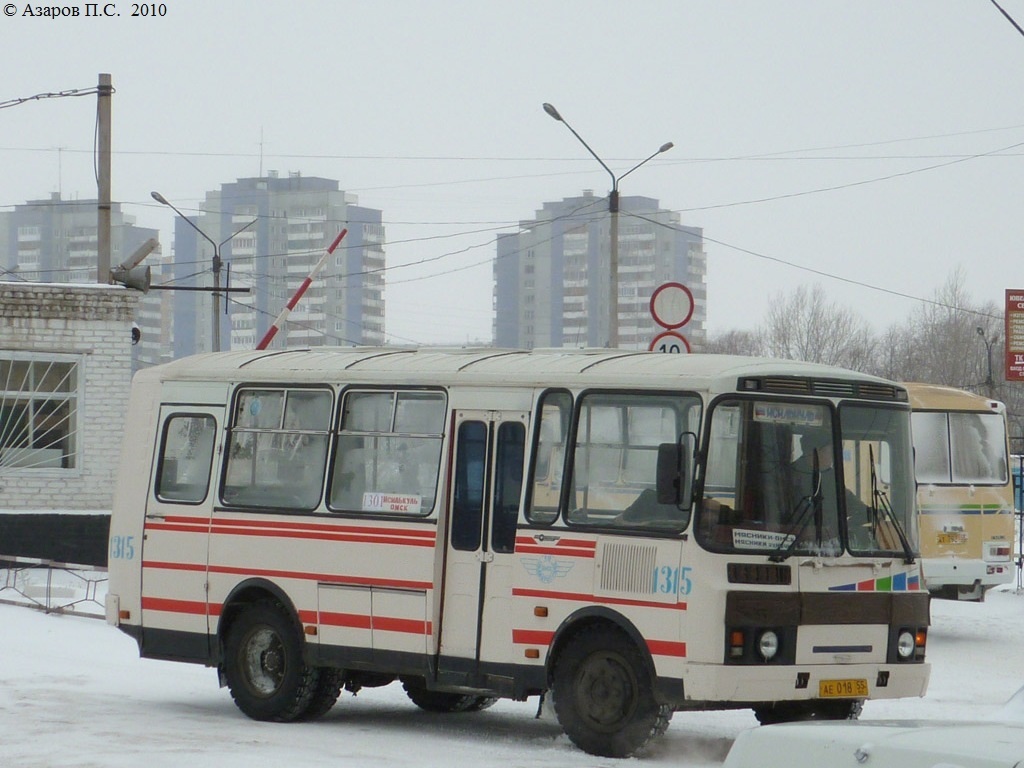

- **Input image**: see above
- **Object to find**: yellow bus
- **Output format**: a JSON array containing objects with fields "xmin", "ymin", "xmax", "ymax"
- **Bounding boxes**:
[
  {"xmin": 905, "ymin": 383, "xmax": 1015, "ymax": 600},
  {"xmin": 106, "ymin": 349, "xmax": 930, "ymax": 757}
]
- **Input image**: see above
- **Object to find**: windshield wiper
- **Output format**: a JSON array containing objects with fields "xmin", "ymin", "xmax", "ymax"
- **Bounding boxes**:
[
  {"xmin": 867, "ymin": 445, "xmax": 915, "ymax": 564},
  {"xmin": 769, "ymin": 451, "xmax": 823, "ymax": 562}
]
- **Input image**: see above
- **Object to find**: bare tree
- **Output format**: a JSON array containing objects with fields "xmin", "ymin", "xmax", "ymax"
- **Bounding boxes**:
[
  {"xmin": 886, "ymin": 269, "xmax": 997, "ymax": 390},
  {"xmin": 760, "ymin": 284, "xmax": 876, "ymax": 369},
  {"xmin": 704, "ymin": 329, "xmax": 765, "ymax": 356}
]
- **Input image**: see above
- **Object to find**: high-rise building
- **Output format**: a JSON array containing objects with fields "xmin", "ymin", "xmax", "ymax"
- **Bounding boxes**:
[
  {"xmin": 0, "ymin": 193, "xmax": 158, "ymax": 284},
  {"xmin": 169, "ymin": 173, "xmax": 385, "ymax": 358},
  {"xmin": 0, "ymin": 193, "xmax": 161, "ymax": 370},
  {"xmin": 493, "ymin": 191, "xmax": 706, "ymax": 351}
]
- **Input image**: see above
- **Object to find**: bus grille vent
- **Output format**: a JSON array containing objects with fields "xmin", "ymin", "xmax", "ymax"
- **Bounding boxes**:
[
  {"xmin": 599, "ymin": 542, "xmax": 658, "ymax": 594},
  {"xmin": 811, "ymin": 380, "xmax": 855, "ymax": 397},
  {"xmin": 760, "ymin": 377, "xmax": 810, "ymax": 395},
  {"xmin": 740, "ymin": 376, "xmax": 904, "ymax": 402},
  {"xmin": 857, "ymin": 382, "xmax": 903, "ymax": 400}
]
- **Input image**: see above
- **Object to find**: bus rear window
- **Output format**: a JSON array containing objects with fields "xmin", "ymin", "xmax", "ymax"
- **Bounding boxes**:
[
  {"xmin": 912, "ymin": 411, "xmax": 1008, "ymax": 485},
  {"xmin": 155, "ymin": 414, "xmax": 216, "ymax": 504}
]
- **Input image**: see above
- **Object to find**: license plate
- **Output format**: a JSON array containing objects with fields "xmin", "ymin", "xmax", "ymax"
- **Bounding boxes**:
[
  {"xmin": 819, "ymin": 678, "xmax": 868, "ymax": 698},
  {"xmin": 937, "ymin": 532, "xmax": 968, "ymax": 545}
]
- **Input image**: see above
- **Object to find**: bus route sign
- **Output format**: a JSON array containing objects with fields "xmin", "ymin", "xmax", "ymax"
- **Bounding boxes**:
[{"xmin": 1006, "ymin": 289, "xmax": 1024, "ymax": 382}]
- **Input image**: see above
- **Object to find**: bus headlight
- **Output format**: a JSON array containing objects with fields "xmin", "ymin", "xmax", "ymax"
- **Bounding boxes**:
[
  {"xmin": 758, "ymin": 630, "xmax": 779, "ymax": 661},
  {"xmin": 896, "ymin": 630, "xmax": 915, "ymax": 660}
]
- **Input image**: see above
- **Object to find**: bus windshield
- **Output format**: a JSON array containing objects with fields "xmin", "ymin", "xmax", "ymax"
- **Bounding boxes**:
[
  {"xmin": 697, "ymin": 398, "xmax": 916, "ymax": 557},
  {"xmin": 911, "ymin": 410, "xmax": 1008, "ymax": 486}
]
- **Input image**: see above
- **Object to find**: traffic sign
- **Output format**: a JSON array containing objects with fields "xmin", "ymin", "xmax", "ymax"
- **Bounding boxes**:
[
  {"xmin": 650, "ymin": 282, "xmax": 694, "ymax": 330},
  {"xmin": 649, "ymin": 330, "xmax": 690, "ymax": 354}
]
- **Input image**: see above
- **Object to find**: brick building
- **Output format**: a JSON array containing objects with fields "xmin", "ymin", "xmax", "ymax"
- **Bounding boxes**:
[{"xmin": 0, "ymin": 282, "xmax": 139, "ymax": 565}]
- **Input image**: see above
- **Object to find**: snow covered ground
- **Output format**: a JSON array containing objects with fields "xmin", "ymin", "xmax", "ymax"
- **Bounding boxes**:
[{"xmin": 2, "ymin": 570, "xmax": 1023, "ymax": 767}]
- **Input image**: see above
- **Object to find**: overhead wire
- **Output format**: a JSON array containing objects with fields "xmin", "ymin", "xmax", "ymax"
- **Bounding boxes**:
[{"xmin": 4, "ymin": 117, "xmax": 1021, "ymax": 329}]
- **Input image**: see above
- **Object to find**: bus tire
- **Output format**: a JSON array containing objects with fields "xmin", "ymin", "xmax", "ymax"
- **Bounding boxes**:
[
  {"xmin": 297, "ymin": 668, "xmax": 343, "ymax": 721},
  {"xmin": 223, "ymin": 600, "xmax": 318, "ymax": 722},
  {"xmin": 753, "ymin": 698, "xmax": 863, "ymax": 725},
  {"xmin": 401, "ymin": 678, "xmax": 498, "ymax": 713},
  {"xmin": 552, "ymin": 625, "xmax": 671, "ymax": 758}
]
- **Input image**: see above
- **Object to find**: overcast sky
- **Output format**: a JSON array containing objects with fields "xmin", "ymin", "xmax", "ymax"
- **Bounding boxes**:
[{"xmin": 2, "ymin": 1, "xmax": 1022, "ymax": 345}]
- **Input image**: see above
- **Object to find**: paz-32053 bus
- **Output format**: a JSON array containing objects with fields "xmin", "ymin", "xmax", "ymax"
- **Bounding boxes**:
[
  {"xmin": 904, "ymin": 382, "xmax": 1015, "ymax": 600},
  {"xmin": 106, "ymin": 348, "xmax": 930, "ymax": 758}
]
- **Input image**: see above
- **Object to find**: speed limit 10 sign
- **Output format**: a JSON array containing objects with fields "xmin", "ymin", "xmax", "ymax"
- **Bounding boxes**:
[{"xmin": 649, "ymin": 330, "xmax": 690, "ymax": 354}]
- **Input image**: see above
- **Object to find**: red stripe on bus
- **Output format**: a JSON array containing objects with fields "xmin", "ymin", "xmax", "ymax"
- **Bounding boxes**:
[
  {"xmin": 514, "ymin": 545, "xmax": 596, "ymax": 558},
  {"xmin": 319, "ymin": 612, "xmax": 431, "ymax": 636},
  {"xmin": 512, "ymin": 629, "xmax": 555, "ymax": 646},
  {"xmin": 513, "ymin": 587, "xmax": 686, "ymax": 611},
  {"xmin": 207, "ymin": 525, "xmax": 436, "ymax": 548},
  {"xmin": 142, "ymin": 560, "xmax": 434, "ymax": 592},
  {"xmin": 141, "ymin": 597, "xmax": 218, "ymax": 616},
  {"xmin": 143, "ymin": 560, "xmax": 205, "ymax": 572},
  {"xmin": 372, "ymin": 616, "xmax": 432, "ymax": 635},
  {"xmin": 145, "ymin": 522, "xmax": 209, "ymax": 534},
  {"xmin": 145, "ymin": 518, "xmax": 434, "ymax": 548},
  {"xmin": 319, "ymin": 611, "xmax": 372, "ymax": 630},
  {"xmin": 646, "ymin": 639, "xmax": 687, "ymax": 658},
  {"xmin": 515, "ymin": 536, "xmax": 596, "ymax": 549},
  {"xmin": 209, "ymin": 516, "xmax": 437, "ymax": 540}
]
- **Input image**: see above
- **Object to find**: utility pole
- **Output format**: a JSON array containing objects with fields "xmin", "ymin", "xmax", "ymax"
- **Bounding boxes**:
[
  {"xmin": 542, "ymin": 103, "xmax": 672, "ymax": 347},
  {"xmin": 96, "ymin": 73, "xmax": 113, "ymax": 284},
  {"xmin": 152, "ymin": 191, "xmax": 257, "ymax": 352},
  {"xmin": 977, "ymin": 326, "xmax": 999, "ymax": 399}
]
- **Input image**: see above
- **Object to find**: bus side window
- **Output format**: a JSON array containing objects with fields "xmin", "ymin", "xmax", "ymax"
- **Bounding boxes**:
[
  {"xmin": 155, "ymin": 414, "xmax": 217, "ymax": 504},
  {"xmin": 527, "ymin": 391, "xmax": 572, "ymax": 525},
  {"xmin": 222, "ymin": 387, "xmax": 331, "ymax": 511},
  {"xmin": 492, "ymin": 421, "xmax": 526, "ymax": 554},
  {"xmin": 327, "ymin": 389, "xmax": 445, "ymax": 516}
]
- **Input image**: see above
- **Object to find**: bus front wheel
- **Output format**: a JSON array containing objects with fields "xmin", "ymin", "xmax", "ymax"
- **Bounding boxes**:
[
  {"xmin": 753, "ymin": 699, "xmax": 863, "ymax": 725},
  {"xmin": 552, "ymin": 626, "xmax": 671, "ymax": 758},
  {"xmin": 223, "ymin": 600, "xmax": 319, "ymax": 722}
]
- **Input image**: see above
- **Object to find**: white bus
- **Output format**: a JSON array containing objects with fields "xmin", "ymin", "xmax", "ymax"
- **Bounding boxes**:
[
  {"xmin": 904, "ymin": 383, "xmax": 1015, "ymax": 600},
  {"xmin": 106, "ymin": 348, "xmax": 930, "ymax": 757}
]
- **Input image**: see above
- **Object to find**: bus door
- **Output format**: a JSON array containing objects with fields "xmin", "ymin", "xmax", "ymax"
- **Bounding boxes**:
[
  {"xmin": 141, "ymin": 406, "xmax": 221, "ymax": 645},
  {"xmin": 438, "ymin": 409, "xmax": 527, "ymax": 684}
]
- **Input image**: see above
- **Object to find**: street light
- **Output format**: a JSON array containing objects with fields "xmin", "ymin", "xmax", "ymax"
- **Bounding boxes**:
[
  {"xmin": 977, "ymin": 326, "xmax": 999, "ymax": 398},
  {"xmin": 543, "ymin": 102, "xmax": 673, "ymax": 347},
  {"xmin": 152, "ymin": 191, "xmax": 257, "ymax": 352}
]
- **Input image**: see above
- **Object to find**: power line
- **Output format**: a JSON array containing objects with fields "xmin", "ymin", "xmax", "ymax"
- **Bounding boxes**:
[
  {"xmin": 673, "ymin": 139, "xmax": 1024, "ymax": 214},
  {"xmin": 0, "ymin": 85, "xmax": 104, "ymax": 111},
  {"xmin": 625, "ymin": 210, "xmax": 1003, "ymax": 324},
  {"xmin": 990, "ymin": 0, "xmax": 1024, "ymax": 39}
]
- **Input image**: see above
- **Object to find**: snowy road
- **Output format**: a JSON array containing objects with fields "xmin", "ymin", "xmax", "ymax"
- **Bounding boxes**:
[{"xmin": 2, "ymin": 585, "xmax": 1023, "ymax": 767}]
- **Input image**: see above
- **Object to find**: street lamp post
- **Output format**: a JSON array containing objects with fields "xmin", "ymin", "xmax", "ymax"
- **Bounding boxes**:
[
  {"xmin": 977, "ymin": 326, "xmax": 999, "ymax": 398},
  {"xmin": 152, "ymin": 191, "xmax": 257, "ymax": 352},
  {"xmin": 543, "ymin": 102, "xmax": 673, "ymax": 347}
]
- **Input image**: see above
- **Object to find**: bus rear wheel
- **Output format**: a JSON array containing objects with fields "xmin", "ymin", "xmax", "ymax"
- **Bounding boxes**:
[
  {"xmin": 552, "ymin": 626, "xmax": 671, "ymax": 758},
  {"xmin": 223, "ymin": 600, "xmax": 318, "ymax": 722},
  {"xmin": 297, "ymin": 667, "xmax": 343, "ymax": 721},
  {"xmin": 401, "ymin": 678, "xmax": 498, "ymax": 713}
]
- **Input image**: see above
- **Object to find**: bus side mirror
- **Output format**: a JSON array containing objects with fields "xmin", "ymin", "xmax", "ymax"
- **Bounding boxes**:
[{"xmin": 657, "ymin": 434, "xmax": 694, "ymax": 506}]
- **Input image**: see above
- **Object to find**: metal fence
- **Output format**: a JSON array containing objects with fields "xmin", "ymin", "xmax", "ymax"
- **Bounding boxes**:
[{"xmin": 0, "ymin": 555, "xmax": 107, "ymax": 618}]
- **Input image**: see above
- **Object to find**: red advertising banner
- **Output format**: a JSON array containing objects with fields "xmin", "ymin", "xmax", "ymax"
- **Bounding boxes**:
[{"xmin": 1005, "ymin": 289, "xmax": 1024, "ymax": 382}]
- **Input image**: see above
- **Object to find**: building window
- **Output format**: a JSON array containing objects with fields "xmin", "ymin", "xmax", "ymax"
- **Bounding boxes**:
[{"xmin": 0, "ymin": 353, "xmax": 80, "ymax": 470}]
